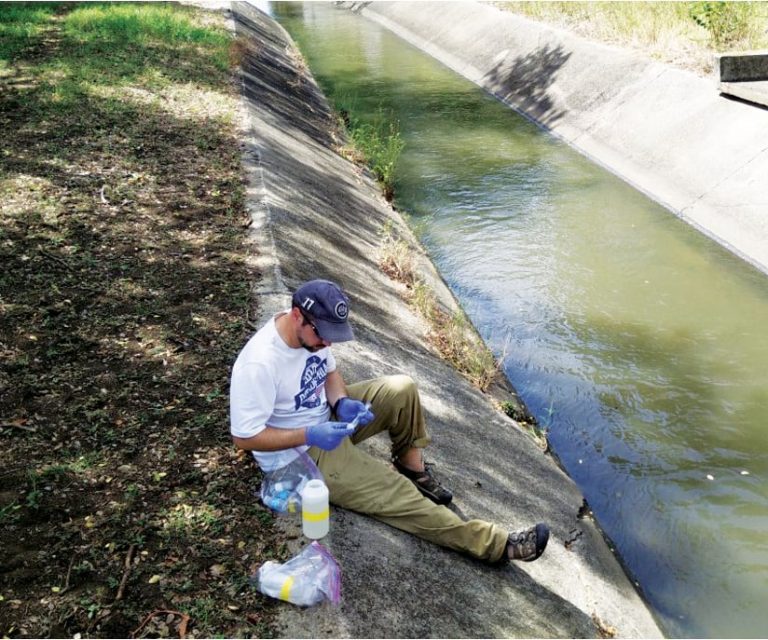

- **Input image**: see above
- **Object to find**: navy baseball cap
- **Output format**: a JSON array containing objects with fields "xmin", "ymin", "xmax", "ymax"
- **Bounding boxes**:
[{"xmin": 292, "ymin": 279, "xmax": 354, "ymax": 343}]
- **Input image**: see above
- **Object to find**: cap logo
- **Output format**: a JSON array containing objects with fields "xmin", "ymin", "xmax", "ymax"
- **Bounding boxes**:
[
  {"xmin": 334, "ymin": 301, "xmax": 348, "ymax": 319},
  {"xmin": 301, "ymin": 297, "xmax": 315, "ymax": 311}
]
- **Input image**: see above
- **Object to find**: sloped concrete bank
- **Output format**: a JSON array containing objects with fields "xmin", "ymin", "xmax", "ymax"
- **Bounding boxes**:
[
  {"xmin": 231, "ymin": 2, "xmax": 662, "ymax": 637},
  {"xmin": 356, "ymin": 1, "xmax": 768, "ymax": 276}
]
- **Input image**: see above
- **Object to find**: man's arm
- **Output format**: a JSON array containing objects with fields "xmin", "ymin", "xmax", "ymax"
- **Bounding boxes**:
[
  {"xmin": 325, "ymin": 369, "xmax": 348, "ymax": 409},
  {"xmin": 234, "ymin": 421, "xmax": 355, "ymax": 453},
  {"xmin": 324, "ymin": 369, "xmax": 375, "ymax": 426},
  {"xmin": 232, "ymin": 426, "xmax": 308, "ymax": 452},
  {"xmin": 232, "ymin": 369, "xmax": 352, "ymax": 453}
]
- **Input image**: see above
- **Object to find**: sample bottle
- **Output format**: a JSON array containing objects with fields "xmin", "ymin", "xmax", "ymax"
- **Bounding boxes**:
[{"xmin": 301, "ymin": 479, "xmax": 329, "ymax": 539}]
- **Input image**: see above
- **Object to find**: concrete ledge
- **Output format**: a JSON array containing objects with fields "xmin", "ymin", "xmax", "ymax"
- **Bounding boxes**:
[
  {"xmin": 717, "ymin": 51, "xmax": 768, "ymax": 107},
  {"xmin": 357, "ymin": 2, "xmax": 768, "ymax": 276},
  {"xmin": 718, "ymin": 51, "xmax": 768, "ymax": 81}
]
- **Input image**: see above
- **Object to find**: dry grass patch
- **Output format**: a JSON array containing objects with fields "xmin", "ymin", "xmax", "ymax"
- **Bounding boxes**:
[
  {"xmin": 495, "ymin": 1, "xmax": 768, "ymax": 76},
  {"xmin": 378, "ymin": 225, "xmax": 501, "ymax": 392}
]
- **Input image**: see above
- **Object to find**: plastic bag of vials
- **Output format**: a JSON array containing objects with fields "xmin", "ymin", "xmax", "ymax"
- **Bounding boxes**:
[
  {"xmin": 259, "ymin": 449, "xmax": 323, "ymax": 514},
  {"xmin": 254, "ymin": 541, "xmax": 341, "ymax": 607}
]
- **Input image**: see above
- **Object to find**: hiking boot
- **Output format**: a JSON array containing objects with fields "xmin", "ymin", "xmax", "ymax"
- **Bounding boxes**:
[
  {"xmin": 506, "ymin": 523, "xmax": 549, "ymax": 562},
  {"xmin": 393, "ymin": 458, "xmax": 453, "ymax": 505}
]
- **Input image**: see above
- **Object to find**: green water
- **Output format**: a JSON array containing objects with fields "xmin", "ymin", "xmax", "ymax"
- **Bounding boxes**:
[{"xmin": 274, "ymin": 3, "xmax": 768, "ymax": 637}]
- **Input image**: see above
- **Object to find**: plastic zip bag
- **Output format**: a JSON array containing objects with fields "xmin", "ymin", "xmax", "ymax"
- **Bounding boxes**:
[
  {"xmin": 253, "ymin": 541, "xmax": 341, "ymax": 606},
  {"xmin": 260, "ymin": 449, "xmax": 323, "ymax": 514}
]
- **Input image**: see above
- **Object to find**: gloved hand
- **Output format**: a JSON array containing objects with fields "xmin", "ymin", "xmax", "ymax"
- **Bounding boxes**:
[
  {"xmin": 334, "ymin": 397, "xmax": 375, "ymax": 426},
  {"xmin": 305, "ymin": 421, "xmax": 355, "ymax": 451}
]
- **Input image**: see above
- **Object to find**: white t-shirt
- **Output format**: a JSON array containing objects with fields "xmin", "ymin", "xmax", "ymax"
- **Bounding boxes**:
[{"xmin": 229, "ymin": 311, "xmax": 337, "ymax": 471}]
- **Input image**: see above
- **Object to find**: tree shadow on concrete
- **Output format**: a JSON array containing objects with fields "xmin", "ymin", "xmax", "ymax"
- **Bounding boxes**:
[
  {"xmin": 482, "ymin": 44, "xmax": 572, "ymax": 128},
  {"xmin": 234, "ymin": 6, "xmax": 336, "ymax": 150}
]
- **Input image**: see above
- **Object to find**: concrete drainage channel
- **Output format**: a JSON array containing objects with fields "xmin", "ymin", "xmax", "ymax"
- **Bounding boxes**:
[
  {"xmin": 355, "ymin": 1, "xmax": 768, "ymax": 278},
  {"xmin": 231, "ymin": 2, "xmax": 663, "ymax": 638}
]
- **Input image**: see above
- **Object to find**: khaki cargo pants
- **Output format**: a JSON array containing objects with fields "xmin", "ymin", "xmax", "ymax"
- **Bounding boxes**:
[{"xmin": 308, "ymin": 375, "xmax": 508, "ymax": 563}]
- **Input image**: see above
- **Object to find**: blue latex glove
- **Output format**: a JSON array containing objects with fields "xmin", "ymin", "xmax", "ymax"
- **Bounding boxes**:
[
  {"xmin": 335, "ymin": 397, "xmax": 375, "ymax": 426},
  {"xmin": 306, "ymin": 421, "xmax": 355, "ymax": 451}
]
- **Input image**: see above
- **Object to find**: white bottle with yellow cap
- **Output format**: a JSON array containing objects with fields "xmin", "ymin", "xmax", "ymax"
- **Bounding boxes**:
[{"xmin": 301, "ymin": 479, "xmax": 329, "ymax": 539}]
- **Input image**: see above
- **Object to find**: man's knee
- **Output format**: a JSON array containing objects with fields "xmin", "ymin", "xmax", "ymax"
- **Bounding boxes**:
[{"xmin": 385, "ymin": 374, "xmax": 418, "ymax": 401}]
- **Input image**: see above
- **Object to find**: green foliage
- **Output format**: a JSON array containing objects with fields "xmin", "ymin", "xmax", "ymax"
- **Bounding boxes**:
[
  {"xmin": 0, "ymin": 2, "xmax": 58, "ymax": 61},
  {"xmin": 500, "ymin": 400, "xmax": 530, "ymax": 422},
  {"xmin": 1, "ymin": 2, "xmax": 230, "ymax": 68},
  {"xmin": 25, "ymin": 470, "xmax": 42, "ymax": 509},
  {"xmin": 440, "ymin": 310, "xmax": 500, "ymax": 391},
  {"xmin": 0, "ymin": 501, "xmax": 22, "ymax": 523},
  {"xmin": 63, "ymin": 2, "xmax": 230, "ymax": 47},
  {"xmin": 688, "ymin": 1, "xmax": 765, "ymax": 49},
  {"xmin": 185, "ymin": 597, "xmax": 221, "ymax": 631},
  {"xmin": 350, "ymin": 120, "xmax": 404, "ymax": 195},
  {"xmin": 58, "ymin": 2, "xmax": 233, "ymax": 78},
  {"xmin": 339, "ymin": 106, "xmax": 404, "ymax": 200},
  {"xmin": 2, "ymin": 2, "xmax": 236, "ymax": 121}
]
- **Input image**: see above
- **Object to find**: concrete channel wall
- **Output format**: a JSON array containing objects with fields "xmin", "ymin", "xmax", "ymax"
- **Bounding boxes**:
[
  {"xmin": 357, "ymin": 1, "xmax": 768, "ymax": 276},
  {"xmin": 232, "ymin": 2, "xmax": 663, "ymax": 637}
]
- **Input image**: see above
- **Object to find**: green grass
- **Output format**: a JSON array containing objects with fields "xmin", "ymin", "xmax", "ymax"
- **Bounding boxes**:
[
  {"xmin": 1, "ymin": 2, "xmax": 237, "ymax": 127},
  {"xmin": 63, "ymin": 3, "xmax": 229, "ymax": 46},
  {"xmin": 62, "ymin": 2, "xmax": 232, "ymax": 73},
  {"xmin": 348, "ymin": 117, "xmax": 404, "ymax": 200},
  {"xmin": 1, "ymin": 3, "xmax": 231, "ymax": 70},
  {"xmin": 38, "ymin": 452, "xmax": 101, "ymax": 478},
  {"xmin": 0, "ymin": 500, "xmax": 21, "ymax": 523},
  {"xmin": 335, "ymin": 105, "xmax": 405, "ymax": 200},
  {"xmin": 0, "ymin": 3, "xmax": 58, "ymax": 62}
]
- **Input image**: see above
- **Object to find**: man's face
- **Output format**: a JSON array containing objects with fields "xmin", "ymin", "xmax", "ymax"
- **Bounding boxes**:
[{"xmin": 298, "ymin": 309, "xmax": 331, "ymax": 352}]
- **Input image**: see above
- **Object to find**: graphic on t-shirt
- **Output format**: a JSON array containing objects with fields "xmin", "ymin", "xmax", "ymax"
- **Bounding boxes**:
[{"xmin": 294, "ymin": 355, "xmax": 328, "ymax": 410}]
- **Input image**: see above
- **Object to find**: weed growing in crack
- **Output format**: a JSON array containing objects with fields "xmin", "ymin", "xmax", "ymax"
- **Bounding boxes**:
[
  {"xmin": 378, "ymin": 224, "xmax": 501, "ymax": 392},
  {"xmin": 333, "ymin": 103, "xmax": 404, "ymax": 200}
]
